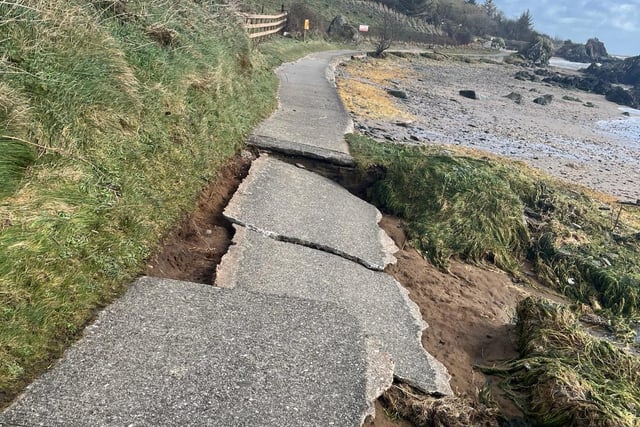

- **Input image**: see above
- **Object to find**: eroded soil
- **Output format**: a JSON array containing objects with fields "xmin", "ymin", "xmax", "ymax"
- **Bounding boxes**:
[
  {"xmin": 142, "ymin": 151, "xmax": 565, "ymax": 425},
  {"xmin": 379, "ymin": 215, "xmax": 566, "ymax": 420},
  {"xmin": 145, "ymin": 153, "xmax": 252, "ymax": 284}
]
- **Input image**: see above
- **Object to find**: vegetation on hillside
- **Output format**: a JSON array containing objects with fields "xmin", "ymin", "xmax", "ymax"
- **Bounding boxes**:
[{"xmin": 0, "ymin": 0, "xmax": 335, "ymax": 406}]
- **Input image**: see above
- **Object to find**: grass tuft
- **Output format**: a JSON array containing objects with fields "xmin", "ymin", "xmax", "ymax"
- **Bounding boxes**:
[
  {"xmin": 483, "ymin": 298, "xmax": 640, "ymax": 426},
  {"xmin": 349, "ymin": 134, "xmax": 640, "ymax": 320}
]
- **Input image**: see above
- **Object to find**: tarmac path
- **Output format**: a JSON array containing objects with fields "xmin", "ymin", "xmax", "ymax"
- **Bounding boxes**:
[{"xmin": 0, "ymin": 50, "xmax": 451, "ymax": 427}]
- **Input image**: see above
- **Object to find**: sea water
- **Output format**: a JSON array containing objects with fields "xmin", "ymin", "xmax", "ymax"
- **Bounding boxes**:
[
  {"xmin": 549, "ymin": 57, "xmax": 592, "ymax": 71},
  {"xmin": 597, "ymin": 107, "xmax": 640, "ymax": 148}
]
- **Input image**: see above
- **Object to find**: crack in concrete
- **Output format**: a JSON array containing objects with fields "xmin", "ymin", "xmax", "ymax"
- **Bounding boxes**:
[{"xmin": 224, "ymin": 217, "xmax": 389, "ymax": 272}]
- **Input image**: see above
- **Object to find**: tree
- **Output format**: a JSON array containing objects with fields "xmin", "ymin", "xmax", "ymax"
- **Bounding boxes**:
[
  {"xmin": 482, "ymin": 0, "xmax": 497, "ymax": 19},
  {"xmin": 374, "ymin": 13, "xmax": 398, "ymax": 57},
  {"xmin": 515, "ymin": 9, "xmax": 533, "ymax": 40}
]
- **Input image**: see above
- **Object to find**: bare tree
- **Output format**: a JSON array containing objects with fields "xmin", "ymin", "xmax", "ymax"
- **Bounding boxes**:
[{"xmin": 374, "ymin": 13, "xmax": 398, "ymax": 57}]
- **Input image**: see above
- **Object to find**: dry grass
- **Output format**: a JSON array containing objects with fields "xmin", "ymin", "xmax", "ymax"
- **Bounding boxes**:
[
  {"xmin": 337, "ymin": 57, "xmax": 415, "ymax": 121},
  {"xmin": 484, "ymin": 298, "xmax": 640, "ymax": 426},
  {"xmin": 382, "ymin": 384, "xmax": 501, "ymax": 427}
]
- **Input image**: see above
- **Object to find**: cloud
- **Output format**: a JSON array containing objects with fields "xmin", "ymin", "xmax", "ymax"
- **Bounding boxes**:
[
  {"xmin": 607, "ymin": 3, "xmax": 640, "ymax": 31},
  {"xmin": 493, "ymin": 0, "xmax": 640, "ymax": 54}
]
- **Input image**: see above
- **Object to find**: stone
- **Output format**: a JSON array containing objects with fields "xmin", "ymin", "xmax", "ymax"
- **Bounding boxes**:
[
  {"xmin": 459, "ymin": 90, "xmax": 479, "ymax": 100},
  {"xmin": 519, "ymin": 36, "xmax": 554, "ymax": 66},
  {"xmin": 388, "ymin": 89, "xmax": 409, "ymax": 99},
  {"xmin": 327, "ymin": 15, "xmax": 358, "ymax": 41},
  {"xmin": 505, "ymin": 92, "xmax": 523, "ymax": 104},
  {"xmin": 515, "ymin": 70, "xmax": 538, "ymax": 82},
  {"xmin": 533, "ymin": 94, "xmax": 554, "ymax": 105},
  {"xmin": 555, "ymin": 38, "xmax": 609, "ymax": 63},
  {"xmin": 605, "ymin": 86, "xmax": 634, "ymax": 106}
]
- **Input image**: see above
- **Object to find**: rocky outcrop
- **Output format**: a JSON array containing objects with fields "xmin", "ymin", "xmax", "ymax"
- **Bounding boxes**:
[
  {"xmin": 540, "ymin": 57, "xmax": 640, "ymax": 109},
  {"xmin": 519, "ymin": 36, "xmax": 554, "ymax": 66},
  {"xmin": 585, "ymin": 55, "xmax": 640, "ymax": 86},
  {"xmin": 327, "ymin": 15, "xmax": 358, "ymax": 41},
  {"xmin": 555, "ymin": 38, "xmax": 609, "ymax": 63}
]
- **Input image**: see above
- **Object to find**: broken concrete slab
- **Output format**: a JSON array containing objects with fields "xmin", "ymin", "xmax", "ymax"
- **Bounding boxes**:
[
  {"xmin": 216, "ymin": 227, "xmax": 452, "ymax": 396},
  {"xmin": 250, "ymin": 51, "xmax": 356, "ymax": 163},
  {"xmin": 247, "ymin": 135, "xmax": 355, "ymax": 167},
  {"xmin": 0, "ymin": 277, "xmax": 371, "ymax": 427},
  {"xmin": 223, "ymin": 156, "xmax": 397, "ymax": 271}
]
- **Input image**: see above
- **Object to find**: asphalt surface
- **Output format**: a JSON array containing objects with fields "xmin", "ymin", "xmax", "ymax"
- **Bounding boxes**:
[
  {"xmin": 249, "ymin": 50, "xmax": 356, "ymax": 165},
  {"xmin": 1, "ymin": 50, "xmax": 451, "ymax": 426},
  {"xmin": 223, "ymin": 155, "xmax": 398, "ymax": 271},
  {"xmin": 0, "ymin": 278, "xmax": 370, "ymax": 427},
  {"xmin": 217, "ymin": 227, "xmax": 452, "ymax": 395}
]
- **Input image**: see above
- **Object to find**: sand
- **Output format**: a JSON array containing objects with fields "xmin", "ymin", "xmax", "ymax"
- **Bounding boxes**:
[{"xmin": 337, "ymin": 54, "xmax": 640, "ymax": 203}]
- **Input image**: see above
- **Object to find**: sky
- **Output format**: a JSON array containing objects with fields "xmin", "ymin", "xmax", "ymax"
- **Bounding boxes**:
[{"xmin": 492, "ymin": 0, "xmax": 640, "ymax": 56}]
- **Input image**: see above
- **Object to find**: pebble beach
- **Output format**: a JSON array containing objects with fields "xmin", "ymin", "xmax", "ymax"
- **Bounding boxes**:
[{"xmin": 338, "ymin": 55, "xmax": 640, "ymax": 203}]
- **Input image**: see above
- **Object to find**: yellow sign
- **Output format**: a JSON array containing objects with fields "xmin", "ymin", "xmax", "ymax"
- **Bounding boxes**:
[{"xmin": 304, "ymin": 19, "xmax": 310, "ymax": 30}]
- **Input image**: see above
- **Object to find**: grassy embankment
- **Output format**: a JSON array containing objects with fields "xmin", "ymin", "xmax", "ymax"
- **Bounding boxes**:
[
  {"xmin": 0, "ymin": 0, "xmax": 336, "ymax": 406},
  {"xmin": 349, "ymin": 134, "xmax": 640, "ymax": 425}
]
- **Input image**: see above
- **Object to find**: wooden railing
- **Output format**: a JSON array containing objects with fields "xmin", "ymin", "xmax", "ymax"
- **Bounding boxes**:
[{"xmin": 242, "ymin": 12, "xmax": 288, "ymax": 40}]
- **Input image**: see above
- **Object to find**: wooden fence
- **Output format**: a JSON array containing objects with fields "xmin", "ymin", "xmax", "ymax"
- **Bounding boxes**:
[{"xmin": 242, "ymin": 12, "xmax": 288, "ymax": 41}]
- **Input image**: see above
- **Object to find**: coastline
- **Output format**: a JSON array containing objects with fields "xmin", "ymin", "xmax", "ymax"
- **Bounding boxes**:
[{"xmin": 337, "ymin": 54, "xmax": 640, "ymax": 203}]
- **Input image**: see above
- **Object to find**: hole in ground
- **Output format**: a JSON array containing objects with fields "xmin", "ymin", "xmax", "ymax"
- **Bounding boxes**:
[{"xmin": 145, "ymin": 153, "xmax": 253, "ymax": 285}]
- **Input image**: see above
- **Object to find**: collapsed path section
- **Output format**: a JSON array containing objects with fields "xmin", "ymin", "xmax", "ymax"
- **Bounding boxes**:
[
  {"xmin": 217, "ymin": 226, "xmax": 452, "ymax": 395},
  {"xmin": 223, "ymin": 156, "xmax": 397, "ymax": 271},
  {"xmin": 0, "ymin": 278, "xmax": 371, "ymax": 426}
]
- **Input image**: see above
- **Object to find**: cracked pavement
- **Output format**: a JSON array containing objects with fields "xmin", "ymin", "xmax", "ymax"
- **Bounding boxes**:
[{"xmin": 0, "ymin": 50, "xmax": 451, "ymax": 427}]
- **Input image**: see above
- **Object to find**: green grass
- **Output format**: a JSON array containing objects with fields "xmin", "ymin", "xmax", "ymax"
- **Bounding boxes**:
[
  {"xmin": 348, "ymin": 134, "xmax": 640, "ymax": 322},
  {"xmin": 349, "ymin": 134, "xmax": 534, "ymax": 272},
  {"xmin": 484, "ymin": 297, "xmax": 640, "ymax": 426},
  {"xmin": 0, "ymin": 0, "xmax": 339, "ymax": 406},
  {"xmin": 349, "ymin": 133, "xmax": 640, "ymax": 424}
]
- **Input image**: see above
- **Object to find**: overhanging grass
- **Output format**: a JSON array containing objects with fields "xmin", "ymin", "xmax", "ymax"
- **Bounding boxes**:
[
  {"xmin": 349, "ymin": 133, "xmax": 533, "ymax": 272},
  {"xmin": 484, "ymin": 298, "xmax": 640, "ymax": 426},
  {"xmin": 0, "ymin": 0, "xmax": 338, "ymax": 406},
  {"xmin": 0, "ymin": 138, "xmax": 35, "ymax": 199},
  {"xmin": 348, "ymin": 134, "xmax": 640, "ymax": 320}
]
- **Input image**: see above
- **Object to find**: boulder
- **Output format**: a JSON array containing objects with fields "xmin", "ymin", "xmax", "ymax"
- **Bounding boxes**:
[
  {"xmin": 459, "ymin": 90, "xmax": 479, "ymax": 100},
  {"xmin": 519, "ymin": 36, "xmax": 554, "ymax": 66},
  {"xmin": 387, "ymin": 89, "xmax": 408, "ymax": 99},
  {"xmin": 327, "ymin": 15, "xmax": 358, "ymax": 41},
  {"xmin": 505, "ymin": 92, "xmax": 522, "ymax": 104},
  {"xmin": 515, "ymin": 70, "xmax": 538, "ymax": 82},
  {"xmin": 533, "ymin": 94, "xmax": 553, "ymax": 105},
  {"xmin": 605, "ymin": 86, "xmax": 635, "ymax": 106}
]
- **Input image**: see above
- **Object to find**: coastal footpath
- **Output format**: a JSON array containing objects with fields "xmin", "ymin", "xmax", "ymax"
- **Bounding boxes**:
[{"xmin": 0, "ymin": 52, "xmax": 451, "ymax": 426}]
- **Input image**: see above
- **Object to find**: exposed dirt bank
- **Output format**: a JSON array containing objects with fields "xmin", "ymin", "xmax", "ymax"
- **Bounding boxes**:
[{"xmin": 145, "ymin": 153, "xmax": 252, "ymax": 284}]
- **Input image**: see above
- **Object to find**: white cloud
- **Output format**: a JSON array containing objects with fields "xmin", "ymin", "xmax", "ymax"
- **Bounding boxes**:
[{"xmin": 493, "ymin": 0, "xmax": 639, "ymax": 55}]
